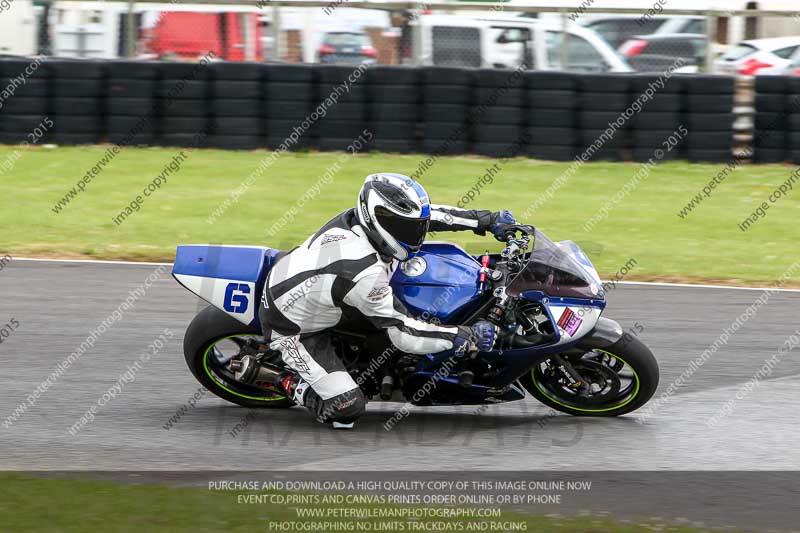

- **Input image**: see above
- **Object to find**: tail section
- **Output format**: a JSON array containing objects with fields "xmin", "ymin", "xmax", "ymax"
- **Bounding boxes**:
[{"xmin": 172, "ymin": 245, "xmax": 283, "ymax": 326}]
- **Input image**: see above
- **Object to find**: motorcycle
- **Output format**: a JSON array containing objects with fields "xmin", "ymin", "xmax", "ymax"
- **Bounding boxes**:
[{"xmin": 172, "ymin": 225, "xmax": 658, "ymax": 420}]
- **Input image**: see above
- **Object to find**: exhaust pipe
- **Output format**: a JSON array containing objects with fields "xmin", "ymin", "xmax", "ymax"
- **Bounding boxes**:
[{"xmin": 231, "ymin": 355, "xmax": 282, "ymax": 386}]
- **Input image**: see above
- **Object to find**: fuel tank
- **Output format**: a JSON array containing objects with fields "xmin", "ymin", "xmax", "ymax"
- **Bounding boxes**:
[{"xmin": 390, "ymin": 242, "xmax": 484, "ymax": 324}]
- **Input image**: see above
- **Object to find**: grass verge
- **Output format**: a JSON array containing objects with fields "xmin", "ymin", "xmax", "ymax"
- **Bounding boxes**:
[{"xmin": 2, "ymin": 145, "xmax": 799, "ymax": 285}]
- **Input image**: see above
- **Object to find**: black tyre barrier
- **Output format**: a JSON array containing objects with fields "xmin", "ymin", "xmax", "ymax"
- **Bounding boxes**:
[
  {"xmin": 370, "ymin": 139, "xmax": 416, "ymax": 153},
  {"xmin": 528, "ymin": 90, "xmax": 576, "ymax": 109},
  {"xmin": 525, "ymin": 72, "xmax": 577, "ymax": 91},
  {"xmin": 367, "ymin": 66, "xmax": 420, "ymax": 85},
  {"xmin": 0, "ymin": 59, "xmax": 750, "ymax": 164},
  {"xmin": 370, "ymin": 121, "xmax": 417, "ymax": 140},
  {"xmin": 212, "ymin": 99, "xmax": 261, "ymax": 117},
  {"xmin": 156, "ymin": 79, "xmax": 209, "ymax": 99},
  {"xmin": 264, "ymin": 82, "xmax": 314, "ymax": 101},
  {"xmin": 263, "ymin": 100, "xmax": 313, "ymax": 119},
  {"xmin": 581, "ymin": 92, "xmax": 631, "ymax": 112},
  {"xmin": 424, "ymin": 84, "xmax": 471, "ymax": 104},
  {"xmin": 213, "ymin": 80, "xmax": 262, "ymax": 100},
  {"xmin": 52, "ymin": 78, "xmax": 104, "ymax": 97},
  {"xmin": 527, "ymin": 127, "xmax": 575, "ymax": 146},
  {"xmin": 372, "ymin": 103, "xmax": 419, "ymax": 122},
  {"xmin": 422, "ymin": 123, "xmax": 469, "ymax": 141},
  {"xmin": 687, "ymin": 94, "xmax": 734, "ymax": 113},
  {"xmin": 527, "ymin": 108, "xmax": 576, "ymax": 128},
  {"xmin": 0, "ymin": 97, "xmax": 47, "ymax": 115},
  {"xmin": 53, "ymin": 97, "xmax": 102, "ymax": 116},
  {"xmin": 107, "ymin": 79, "xmax": 157, "ymax": 98},
  {"xmin": 527, "ymin": 145, "xmax": 578, "ymax": 161},
  {"xmin": 210, "ymin": 61, "xmax": 264, "ymax": 81}
]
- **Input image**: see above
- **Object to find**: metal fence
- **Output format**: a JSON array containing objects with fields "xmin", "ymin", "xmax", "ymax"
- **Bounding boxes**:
[{"xmin": 2, "ymin": 1, "xmax": 800, "ymax": 75}]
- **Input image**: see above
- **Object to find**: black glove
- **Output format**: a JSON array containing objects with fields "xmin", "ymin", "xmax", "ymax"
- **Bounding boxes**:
[
  {"xmin": 453, "ymin": 321, "xmax": 498, "ymax": 356},
  {"xmin": 489, "ymin": 210, "xmax": 517, "ymax": 241}
]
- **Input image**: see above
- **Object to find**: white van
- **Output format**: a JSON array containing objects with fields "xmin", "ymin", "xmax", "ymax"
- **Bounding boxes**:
[
  {"xmin": 0, "ymin": 0, "xmax": 38, "ymax": 56},
  {"xmin": 408, "ymin": 14, "xmax": 631, "ymax": 72}
]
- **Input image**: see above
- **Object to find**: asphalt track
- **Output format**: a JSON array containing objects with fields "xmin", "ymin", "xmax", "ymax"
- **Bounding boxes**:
[{"xmin": 2, "ymin": 259, "xmax": 799, "ymax": 530}]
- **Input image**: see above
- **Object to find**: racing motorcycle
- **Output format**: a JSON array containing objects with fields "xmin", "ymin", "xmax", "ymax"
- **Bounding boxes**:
[{"xmin": 172, "ymin": 225, "xmax": 658, "ymax": 419}]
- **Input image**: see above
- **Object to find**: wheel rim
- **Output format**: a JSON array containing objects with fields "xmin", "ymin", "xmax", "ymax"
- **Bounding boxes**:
[
  {"xmin": 202, "ymin": 334, "xmax": 287, "ymax": 402},
  {"xmin": 532, "ymin": 349, "xmax": 640, "ymax": 413}
]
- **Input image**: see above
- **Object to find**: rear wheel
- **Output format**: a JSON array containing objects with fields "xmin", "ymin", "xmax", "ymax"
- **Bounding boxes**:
[
  {"xmin": 521, "ymin": 336, "xmax": 659, "ymax": 417},
  {"xmin": 183, "ymin": 306, "xmax": 292, "ymax": 409}
]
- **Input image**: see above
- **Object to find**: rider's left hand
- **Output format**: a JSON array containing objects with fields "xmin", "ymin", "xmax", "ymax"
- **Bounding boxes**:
[
  {"xmin": 471, "ymin": 320, "xmax": 498, "ymax": 352},
  {"xmin": 489, "ymin": 210, "xmax": 517, "ymax": 241}
]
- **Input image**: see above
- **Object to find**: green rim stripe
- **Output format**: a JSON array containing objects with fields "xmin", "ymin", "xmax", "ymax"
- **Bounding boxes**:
[
  {"xmin": 202, "ymin": 334, "xmax": 287, "ymax": 402},
  {"xmin": 532, "ymin": 349, "xmax": 640, "ymax": 413}
]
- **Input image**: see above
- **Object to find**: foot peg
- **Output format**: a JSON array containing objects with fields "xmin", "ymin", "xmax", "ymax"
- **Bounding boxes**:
[
  {"xmin": 380, "ymin": 375, "xmax": 393, "ymax": 400},
  {"xmin": 332, "ymin": 421, "xmax": 355, "ymax": 429}
]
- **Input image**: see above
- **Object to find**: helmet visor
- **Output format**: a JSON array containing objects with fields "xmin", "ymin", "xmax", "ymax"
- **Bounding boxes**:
[{"xmin": 374, "ymin": 205, "xmax": 430, "ymax": 251}]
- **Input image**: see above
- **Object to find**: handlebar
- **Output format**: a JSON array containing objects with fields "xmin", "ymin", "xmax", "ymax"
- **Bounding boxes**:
[{"xmin": 500, "ymin": 224, "xmax": 535, "ymax": 242}]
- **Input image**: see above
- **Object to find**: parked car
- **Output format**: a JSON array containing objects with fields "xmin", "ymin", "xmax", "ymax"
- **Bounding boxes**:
[
  {"xmin": 653, "ymin": 16, "xmax": 706, "ymax": 36},
  {"xmin": 408, "ymin": 15, "xmax": 632, "ymax": 72},
  {"xmin": 580, "ymin": 15, "xmax": 668, "ymax": 49},
  {"xmin": 713, "ymin": 37, "xmax": 800, "ymax": 76},
  {"xmin": 619, "ymin": 33, "xmax": 707, "ymax": 73},
  {"xmin": 317, "ymin": 32, "xmax": 378, "ymax": 65},
  {"xmin": 775, "ymin": 46, "xmax": 800, "ymax": 76}
]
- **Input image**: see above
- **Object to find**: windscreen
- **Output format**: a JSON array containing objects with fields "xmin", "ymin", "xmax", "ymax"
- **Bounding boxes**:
[{"xmin": 507, "ymin": 230, "xmax": 602, "ymax": 300}]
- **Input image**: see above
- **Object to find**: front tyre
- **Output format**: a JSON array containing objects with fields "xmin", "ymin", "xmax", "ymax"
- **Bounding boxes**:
[
  {"xmin": 183, "ymin": 305, "xmax": 293, "ymax": 409},
  {"xmin": 521, "ymin": 336, "xmax": 659, "ymax": 417}
]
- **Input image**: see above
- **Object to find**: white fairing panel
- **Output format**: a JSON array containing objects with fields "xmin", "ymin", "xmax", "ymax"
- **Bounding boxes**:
[
  {"xmin": 174, "ymin": 274, "xmax": 256, "ymax": 326},
  {"xmin": 547, "ymin": 304, "xmax": 602, "ymax": 347}
]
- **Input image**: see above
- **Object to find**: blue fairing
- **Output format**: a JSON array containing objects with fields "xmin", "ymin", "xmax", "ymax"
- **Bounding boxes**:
[
  {"xmin": 390, "ymin": 242, "xmax": 483, "ymax": 323},
  {"xmin": 172, "ymin": 245, "xmax": 282, "ymax": 285}
]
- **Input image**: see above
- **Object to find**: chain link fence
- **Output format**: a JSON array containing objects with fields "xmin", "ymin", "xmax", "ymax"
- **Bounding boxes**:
[{"xmin": 2, "ymin": 1, "xmax": 800, "ymax": 74}]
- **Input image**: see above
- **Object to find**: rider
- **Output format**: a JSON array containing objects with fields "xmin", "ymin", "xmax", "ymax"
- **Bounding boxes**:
[{"xmin": 259, "ymin": 173, "xmax": 517, "ymax": 428}]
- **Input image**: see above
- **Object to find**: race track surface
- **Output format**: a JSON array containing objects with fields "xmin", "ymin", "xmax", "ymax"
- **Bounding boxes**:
[
  {"xmin": 0, "ymin": 260, "xmax": 800, "ymax": 470},
  {"xmin": 2, "ymin": 258, "xmax": 798, "ymax": 470},
  {"xmin": 2, "ymin": 259, "xmax": 799, "ymax": 530}
]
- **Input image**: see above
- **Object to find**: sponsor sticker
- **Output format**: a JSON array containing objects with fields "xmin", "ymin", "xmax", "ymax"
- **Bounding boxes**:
[{"xmin": 557, "ymin": 308, "xmax": 583, "ymax": 337}]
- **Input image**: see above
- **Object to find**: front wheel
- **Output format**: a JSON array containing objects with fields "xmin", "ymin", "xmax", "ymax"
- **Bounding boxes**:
[
  {"xmin": 183, "ymin": 306, "xmax": 293, "ymax": 409},
  {"xmin": 520, "ymin": 336, "xmax": 659, "ymax": 417}
]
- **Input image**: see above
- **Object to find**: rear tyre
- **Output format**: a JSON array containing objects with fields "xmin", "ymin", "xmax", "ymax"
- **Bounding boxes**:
[
  {"xmin": 521, "ymin": 336, "xmax": 659, "ymax": 417},
  {"xmin": 183, "ymin": 305, "xmax": 292, "ymax": 408}
]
